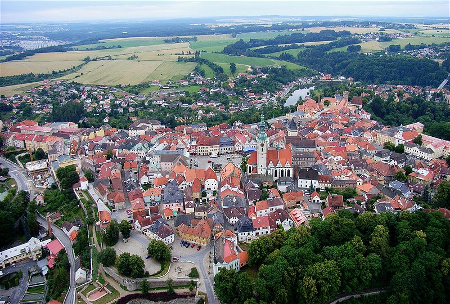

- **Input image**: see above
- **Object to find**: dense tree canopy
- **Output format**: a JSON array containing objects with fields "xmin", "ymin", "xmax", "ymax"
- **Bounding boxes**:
[
  {"xmin": 214, "ymin": 210, "xmax": 450, "ymax": 304},
  {"xmin": 147, "ymin": 239, "xmax": 171, "ymax": 262},
  {"xmin": 99, "ymin": 247, "xmax": 117, "ymax": 267},
  {"xmin": 103, "ymin": 219, "xmax": 120, "ymax": 246},
  {"xmin": 116, "ymin": 252, "xmax": 145, "ymax": 278},
  {"xmin": 56, "ymin": 165, "xmax": 80, "ymax": 190}
]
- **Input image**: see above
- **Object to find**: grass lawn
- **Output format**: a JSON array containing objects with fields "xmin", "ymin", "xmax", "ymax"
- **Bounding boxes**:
[
  {"xmin": 150, "ymin": 261, "xmax": 170, "ymax": 277},
  {"xmin": 199, "ymin": 63, "xmax": 216, "ymax": 79},
  {"xmin": 181, "ymin": 85, "xmax": 201, "ymax": 94},
  {"xmin": 92, "ymin": 245, "xmax": 99, "ymax": 281},
  {"xmin": 26, "ymin": 285, "xmax": 46, "ymax": 294},
  {"xmin": 94, "ymin": 284, "xmax": 120, "ymax": 304},
  {"xmin": 81, "ymin": 284, "xmax": 97, "ymax": 297}
]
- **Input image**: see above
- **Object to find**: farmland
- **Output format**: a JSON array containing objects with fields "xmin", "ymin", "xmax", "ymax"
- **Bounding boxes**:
[
  {"xmin": 0, "ymin": 60, "xmax": 82, "ymax": 77},
  {"xmin": 62, "ymin": 60, "xmax": 162, "ymax": 85},
  {"xmin": 199, "ymin": 52, "xmax": 305, "ymax": 70}
]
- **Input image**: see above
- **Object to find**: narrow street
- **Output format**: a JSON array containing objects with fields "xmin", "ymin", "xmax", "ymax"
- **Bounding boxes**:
[{"xmin": 37, "ymin": 215, "xmax": 76, "ymax": 304}]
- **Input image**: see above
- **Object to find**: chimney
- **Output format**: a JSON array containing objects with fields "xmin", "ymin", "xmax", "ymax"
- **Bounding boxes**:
[{"xmin": 47, "ymin": 216, "xmax": 53, "ymax": 238}]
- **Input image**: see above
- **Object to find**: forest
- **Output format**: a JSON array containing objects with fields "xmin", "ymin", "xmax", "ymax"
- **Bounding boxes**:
[
  {"xmin": 214, "ymin": 209, "xmax": 450, "ymax": 304},
  {"xmin": 365, "ymin": 95, "xmax": 450, "ymax": 140},
  {"xmin": 0, "ymin": 189, "xmax": 38, "ymax": 248},
  {"xmin": 223, "ymin": 30, "xmax": 352, "ymax": 56}
]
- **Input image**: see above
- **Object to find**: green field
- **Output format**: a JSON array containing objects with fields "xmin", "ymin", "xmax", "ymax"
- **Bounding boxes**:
[
  {"xmin": 74, "ymin": 38, "xmax": 167, "ymax": 50},
  {"xmin": 266, "ymin": 47, "xmax": 305, "ymax": 57},
  {"xmin": 200, "ymin": 52, "xmax": 304, "ymax": 70},
  {"xmin": 190, "ymin": 39, "xmax": 237, "ymax": 52}
]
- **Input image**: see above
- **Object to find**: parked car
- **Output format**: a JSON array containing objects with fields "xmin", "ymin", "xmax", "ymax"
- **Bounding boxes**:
[
  {"xmin": 146, "ymin": 255, "xmax": 151, "ymax": 259},
  {"xmin": 190, "ymin": 243, "xmax": 195, "ymax": 248},
  {"xmin": 171, "ymin": 256, "xmax": 179, "ymax": 262},
  {"xmin": 197, "ymin": 245, "xmax": 201, "ymax": 251},
  {"xmin": 207, "ymin": 160, "xmax": 212, "ymax": 163},
  {"xmin": 184, "ymin": 242, "xmax": 190, "ymax": 248}
]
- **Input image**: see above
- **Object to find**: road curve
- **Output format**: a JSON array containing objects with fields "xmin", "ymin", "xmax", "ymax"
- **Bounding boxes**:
[
  {"xmin": 0, "ymin": 157, "xmax": 34, "ymax": 197},
  {"xmin": 37, "ymin": 214, "xmax": 76, "ymax": 304}
]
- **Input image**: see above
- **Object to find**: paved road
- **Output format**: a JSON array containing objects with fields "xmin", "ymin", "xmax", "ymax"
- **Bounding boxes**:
[
  {"xmin": 179, "ymin": 244, "xmax": 217, "ymax": 304},
  {"xmin": 1, "ymin": 260, "xmax": 37, "ymax": 304},
  {"xmin": 0, "ymin": 157, "xmax": 34, "ymax": 198},
  {"xmin": 37, "ymin": 215, "xmax": 76, "ymax": 304},
  {"xmin": 438, "ymin": 73, "xmax": 450, "ymax": 90},
  {"xmin": 131, "ymin": 230, "xmax": 217, "ymax": 303}
]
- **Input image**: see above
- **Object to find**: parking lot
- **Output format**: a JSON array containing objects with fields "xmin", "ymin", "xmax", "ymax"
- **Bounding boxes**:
[
  {"xmin": 113, "ymin": 235, "xmax": 160, "ymax": 275},
  {"xmin": 191, "ymin": 153, "xmax": 243, "ymax": 171}
]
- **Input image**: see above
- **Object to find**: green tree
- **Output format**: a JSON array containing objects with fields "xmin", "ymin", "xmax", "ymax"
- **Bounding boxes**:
[
  {"xmin": 189, "ymin": 267, "xmax": 199, "ymax": 278},
  {"xmin": 394, "ymin": 170, "xmax": 408, "ymax": 182},
  {"xmin": 413, "ymin": 135, "xmax": 422, "ymax": 146},
  {"xmin": 214, "ymin": 268, "xmax": 237, "ymax": 304},
  {"xmin": 83, "ymin": 170, "xmax": 94, "ymax": 182},
  {"xmin": 56, "ymin": 165, "xmax": 80, "ymax": 189},
  {"xmin": 300, "ymin": 260, "xmax": 341, "ymax": 304},
  {"xmin": 116, "ymin": 252, "xmax": 145, "ymax": 278},
  {"xmin": 248, "ymin": 235, "xmax": 273, "ymax": 266},
  {"xmin": 34, "ymin": 148, "xmax": 46, "ymax": 160},
  {"xmin": 167, "ymin": 278, "xmax": 174, "ymax": 295},
  {"xmin": 119, "ymin": 220, "xmax": 132, "ymax": 239},
  {"xmin": 433, "ymin": 180, "xmax": 450, "ymax": 209},
  {"xmin": 404, "ymin": 165, "xmax": 413, "ymax": 176},
  {"xmin": 106, "ymin": 149, "xmax": 114, "ymax": 160},
  {"xmin": 394, "ymin": 144, "xmax": 405, "ymax": 154},
  {"xmin": 384, "ymin": 142, "xmax": 395, "ymax": 151},
  {"xmin": 147, "ymin": 239, "xmax": 171, "ymax": 262},
  {"xmin": 230, "ymin": 62, "xmax": 237, "ymax": 75},
  {"xmin": 27, "ymin": 212, "xmax": 39, "ymax": 237},
  {"xmin": 103, "ymin": 219, "xmax": 119, "ymax": 246},
  {"xmin": 98, "ymin": 247, "xmax": 116, "ymax": 267},
  {"xmin": 369, "ymin": 225, "xmax": 390, "ymax": 257},
  {"xmin": 240, "ymin": 156, "xmax": 248, "ymax": 175},
  {"xmin": 140, "ymin": 279, "xmax": 150, "ymax": 294}
]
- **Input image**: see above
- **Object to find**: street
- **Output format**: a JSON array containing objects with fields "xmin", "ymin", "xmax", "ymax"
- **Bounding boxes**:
[
  {"xmin": 0, "ymin": 157, "xmax": 35, "ymax": 198},
  {"xmin": 37, "ymin": 215, "xmax": 76, "ymax": 304},
  {"xmin": 0, "ymin": 260, "xmax": 37, "ymax": 304}
]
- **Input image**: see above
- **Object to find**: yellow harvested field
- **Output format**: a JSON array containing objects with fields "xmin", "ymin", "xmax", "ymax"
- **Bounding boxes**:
[
  {"xmin": 63, "ymin": 60, "xmax": 163, "ymax": 85},
  {"xmin": 118, "ymin": 46, "xmax": 193, "ymax": 61},
  {"xmin": 358, "ymin": 41, "xmax": 384, "ymax": 52},
  {"xmin": 0, "ymin": 81, "xmax": 43, "ymax": 96},
  {"xmin": 23, "ymin": 52, "xmax": 88, "ymax": 62},
  {"xmin": 0, "ymin": 60, "xmax": 83, "ymax": 76},
  {"xmin": 145, "ymin": 62, "xmax": 196, "ymax": 82}
]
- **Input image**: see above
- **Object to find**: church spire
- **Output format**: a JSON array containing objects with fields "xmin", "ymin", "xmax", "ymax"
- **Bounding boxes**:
[{"xmin": 257, "ymin": 114, "xmax": 268, "ymax": 142}]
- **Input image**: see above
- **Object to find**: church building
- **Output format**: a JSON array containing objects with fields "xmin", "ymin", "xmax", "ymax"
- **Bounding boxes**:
[{"xmin": 247, "ymin": 115, "xmax": 293, "ymax": 180}]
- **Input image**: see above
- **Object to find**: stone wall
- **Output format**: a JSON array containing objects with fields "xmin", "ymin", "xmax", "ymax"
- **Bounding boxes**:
[{"xmin": 103, "ymin": 267, "xmax": 195, "ymax": 291}]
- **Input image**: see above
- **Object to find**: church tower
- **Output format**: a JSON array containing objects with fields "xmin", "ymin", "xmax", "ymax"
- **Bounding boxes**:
[{"xmin": 257, "ymin": 114, "xmax": 268, "ymax": 175}]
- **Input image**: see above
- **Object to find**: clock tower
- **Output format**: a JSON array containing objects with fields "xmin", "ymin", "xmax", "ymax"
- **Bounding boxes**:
[{"xmin": 257, "ymin": 114, "xmax": 268, "ymax": 175}]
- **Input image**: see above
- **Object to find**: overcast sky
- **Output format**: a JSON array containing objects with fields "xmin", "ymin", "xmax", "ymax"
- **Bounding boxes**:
[{"xmin": 1, "ymin": 1, "xmax": 449, "ymax": 23}]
